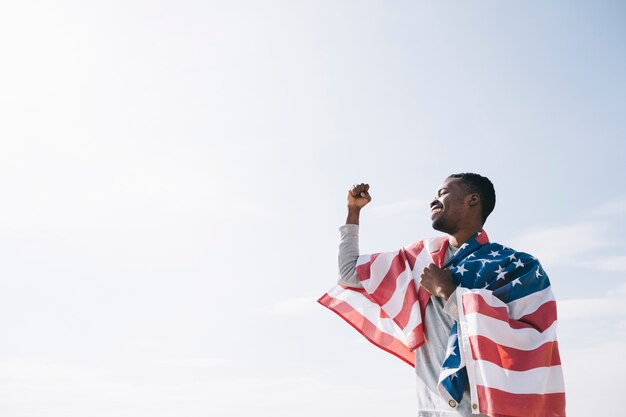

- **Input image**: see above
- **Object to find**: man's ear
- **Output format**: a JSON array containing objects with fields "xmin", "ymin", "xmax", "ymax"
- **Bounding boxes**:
[{"xmin": 467, "ymin": 193, "xmax": 480, "ymax": 207}]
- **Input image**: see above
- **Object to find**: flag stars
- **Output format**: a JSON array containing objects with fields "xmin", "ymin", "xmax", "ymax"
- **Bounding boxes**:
[
  {"xmin": 489, "ymin": 250, "xmax": 500, "ymax": 258},
  {"xmin": 513, "ymin": 259, "xmax": 524, "ymax": 268},
  {"xmin": 495, "ymin": 265, "xmax": 507, "ymax": 280},
  {"xmin": 511, "ymin": 278, "xmax": 522, "ymax": 287},
  {"xmin": 535, "ymin": 268, "xmax": 543, "ymax": 278},
  {"xmin": 467, "ymin": 253, "xmax": 476, "ymax": 259},
  {"xmin": 446, "ymin": 346, "xmax": 457, "ymax": 357},
  {"xmin": 479, "ymin": 259, "xmax": 492, "ymax": 266},
  {"xmin": 456, "ymin": 264, "xmax": 468, "ymax": 276},
  {"xmin": 496, "ymin": 265, "xmax": 506, "ymax": 279},
  {"xmin": 508, "ymin": 254, "xmax": 517, "ymax": 261}
]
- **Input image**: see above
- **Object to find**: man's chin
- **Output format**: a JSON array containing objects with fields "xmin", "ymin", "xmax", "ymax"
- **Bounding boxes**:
[
  {"xmin": 431, "ymin": 219, "xmax": 451, "ymax": 234},
  {"xmin": 431, "ymin": 219, "xmax": 443, "ymax": 231}
]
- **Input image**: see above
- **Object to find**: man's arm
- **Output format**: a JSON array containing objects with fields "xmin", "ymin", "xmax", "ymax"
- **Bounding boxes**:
[
  {"xmin": 337, "ymin": 183, "xmax": 372, "ymax": 288},
  {"xmin": 345, "ymin": 183, "xmax": 371, "ymax": 225}
]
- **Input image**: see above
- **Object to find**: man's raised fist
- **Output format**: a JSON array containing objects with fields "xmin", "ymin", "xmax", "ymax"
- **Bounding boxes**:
[{"xmin": 347, "ymin": 183, "xmax": 372, "ymax": 210}]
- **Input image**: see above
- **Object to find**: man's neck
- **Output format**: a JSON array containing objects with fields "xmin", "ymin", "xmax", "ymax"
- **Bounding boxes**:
[{"xmin": 448, "ymin": 227, "xmax": 482, "ymax": 248}]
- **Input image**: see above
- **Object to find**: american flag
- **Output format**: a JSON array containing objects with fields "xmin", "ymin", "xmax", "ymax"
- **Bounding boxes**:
[{"xmin": 318, "ymin": 231, "xmax": 566, "ymax": 417}]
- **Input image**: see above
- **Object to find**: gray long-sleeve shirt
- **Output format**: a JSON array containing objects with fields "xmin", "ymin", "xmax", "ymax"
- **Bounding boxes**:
[{"xmin": 337, "ymin": 224, "xmax": 487, "ymax": 417}]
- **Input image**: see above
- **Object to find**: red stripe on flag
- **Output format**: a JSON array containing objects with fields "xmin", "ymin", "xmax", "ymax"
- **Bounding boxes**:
[
  {"xmin": 317, "ymin": 293, "xmax": 416, "ymax": 367},
  {"xmin": 356, "ymin": 263, "xmax": 370, "ymax": 281},
  {"xmin": 393, "ymin": 279, "xmax": 419, "ymax": 329},
  {"xmin": 517, "ymin": 301, "xmax": 558, "ymax": 332},
  {"xmin": 469, "ymin": 335, "xmax": 562, "ymax": 371},
  {"xmin": 477, "ymin": 385, "xmax": 566, "ymax": 417},
  {"xmin": 355, "ymin": 253, "xmax": 381, "ymax": 282},
  {"xmin": 341, "ymin": 285, "xmax": 392, "ymax": 319},
  {"xmin": 463, "ymin": 293, "xmax": 557, "ymax": 332},
  {"xmin": 371, "ymin": 252, "xmax": 409, "ymax": 305},
  {"xmin": 476, "ymin": 230, "xmax": 490, "ymax": 245},
  {"xmin": 430, "ymin": 239, "xmax": 449, "ymax": 267},
  {"xmin": 404, "ymin": 241, "xmax": 425, "ymax": 271}
]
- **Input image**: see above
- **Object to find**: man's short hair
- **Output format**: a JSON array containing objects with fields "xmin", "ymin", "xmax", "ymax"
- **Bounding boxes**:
[{"xmin": 448, "ymin": 173, "xmax": 496, "ymax": 224}]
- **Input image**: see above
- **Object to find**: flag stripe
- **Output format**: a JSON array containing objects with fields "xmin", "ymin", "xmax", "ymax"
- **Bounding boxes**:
[
  {"xmin": 516, "ymin": 301, "xmax": 558, "ymax": 332},
  {"xmin": 464, "ymin": 312, "xmax": 558, "ymax": 350},
  {"xmin": 474, "ymin": 360, "xmax": 565, "ymax": 394},
  {"xmin": 355, "ymin": 255, "xmax": 372, "ymax": 281},
  {"xmin": 463, "ymin": 292, "xmax": 557, "ymax": 332},
  {"xmin": 317, "ymin": 292, "xmax": 416, "ymax": 366},
  {"xmin": 507, "ymin": 286, "xmax": 555, "ymax": 320},
  {"xmin": 404, "ymin": 240, "xmax": 425, "ymax": 270},
  {"xmin": 469, "ymin": 335, "xmax": 561, "ymax": 371},
  {"xmin": 392, "ymin": 279, "xmax": 419, "ymax": 329},
  {"xmin": 477, "ymin": 385, "xmax": 566, "ymax": 417},
  {"xmin": 379, "ymin": 265, "xmax": 414, "ymax": 318},
  {"xmin": 366, "ymin": 251, "xmax": 399, "ymax": 292},
  {"xmin": 325, "ymin": 285, "xmax": 406, "ymax": 340}
]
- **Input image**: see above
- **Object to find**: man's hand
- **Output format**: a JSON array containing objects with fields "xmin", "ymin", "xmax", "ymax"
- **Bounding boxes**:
[
  {"xmin": 346, "ymin": 183, "xmax": 371, "ymax": 225},
  {"xmin": 420, "ymin": 263, "xmax": 457, "ymax": 301},
  {"xmin": 347, "ymin": 183, "xmax": 372, "ymax": 210}
]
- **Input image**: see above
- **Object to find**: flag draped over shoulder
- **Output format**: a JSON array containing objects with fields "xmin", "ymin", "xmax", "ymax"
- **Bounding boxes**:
[
  {"xmin": 317, "ymin": 235, "xmax": 447, "ymax": 366},
  {"xmin": 318, "ymin": 231, "xmax": 566, "ymax": 417}
]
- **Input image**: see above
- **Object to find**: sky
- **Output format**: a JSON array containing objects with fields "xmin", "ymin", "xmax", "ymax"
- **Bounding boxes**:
[{"xmin": 0, "ymin": 1, "xmax": 625, "ymax": 416}]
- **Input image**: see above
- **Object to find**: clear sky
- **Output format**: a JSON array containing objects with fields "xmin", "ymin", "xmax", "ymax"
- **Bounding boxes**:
[{"xmin": 0, "ymin": 1, "xmax": 625, "ymax": 416}]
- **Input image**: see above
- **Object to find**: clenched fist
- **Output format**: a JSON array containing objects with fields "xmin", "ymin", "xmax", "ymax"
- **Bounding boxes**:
[
  {"xmin": 345, "ymin": 183, "xmax": 371, "ymax": 225},
  {"xmin": 420, "ymin": 263, "xmax": 457, "ymax": 301},
  {"xmin": 347, "ymin": 183, "xmax": 372, "ymax": 210}
]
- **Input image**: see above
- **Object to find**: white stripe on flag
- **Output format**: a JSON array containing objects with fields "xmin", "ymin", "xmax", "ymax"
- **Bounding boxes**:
[
  {"xmin": 412, "ymin": 247, "xmax": 433, "ymax": 275},
  {"xmin": 365, "ymin": 251, "xmax": 399, "ymax": 293},
  {"xmin": 469, "ymin": 286, "xmax": 555, "ymax": 320},
  {"xmin": 381, "ymin": 267, "xmax": 413, "ymax": 318},
  {"xmin": 356, "ymin": 254, "xmax": 370, "ymax": 267},
  {"xmin": 402, "ymin": 299, "xmax": 422, "ymax": 332},
  {"xmin": 464, "ymin": 313, "xmax": 558, "ymax": 350},
  {"xmin": 507, "ymin": 286, "xmax": 555, "ymax": 320},
  {"xmin": 474, "ymin": 360, "xmax": 565, "ymax": 394},
  {"xmin": 327, "ymin": 286, "xmax": 408, "ymax": 343}
]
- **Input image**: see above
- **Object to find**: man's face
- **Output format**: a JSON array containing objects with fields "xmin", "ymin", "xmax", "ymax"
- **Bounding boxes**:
[{"xmin": 430, "ymin": 177, "xmax": 470, "ymax": 235}]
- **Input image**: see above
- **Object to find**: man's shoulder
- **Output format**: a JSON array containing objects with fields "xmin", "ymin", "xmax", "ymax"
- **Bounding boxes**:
[{"xmin": 477, "ymin": 241, "xmax": 542, "ymax": 266}]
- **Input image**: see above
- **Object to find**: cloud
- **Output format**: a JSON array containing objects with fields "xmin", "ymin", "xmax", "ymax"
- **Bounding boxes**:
[
  {"xmin": 0, "ymin": 357, "xmax": 414, "ymax": 417},
  {"xmin": 557, "ymin": 283, "xmax": 626, "ymax": 416},
  {"xmin": 591, "ymin": 197, "xmax": 626, "ymax": 216},
  {"xmin": 154, "ymin": 357, "xmax": 233, "ymax": 368},
  {"xmin": 260, "ymin": 295, "xmax": 320, "ymax": 316},
  {"xmin": 577, "ymin": 255, "xmax": 626, "ymax": 272},
  {"xmin": 509, "ymin": 222, "xmax": 609, "ymax": 267},
  {"xmin": 560, "ymin": 340, "xmax": 626, "ymax": 417},
  {"xmin": 558, "ymin": 283, "xmax": 626, "ymax": 320},
  {"xmin": 558, "ymin": 297, "xmax": 626, "ymax": 320}
]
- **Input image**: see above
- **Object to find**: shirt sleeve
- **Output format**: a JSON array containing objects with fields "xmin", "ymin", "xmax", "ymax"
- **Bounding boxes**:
[{"xmin": 337, "ymin": 224, "xmax": 363, "ymax": 288}]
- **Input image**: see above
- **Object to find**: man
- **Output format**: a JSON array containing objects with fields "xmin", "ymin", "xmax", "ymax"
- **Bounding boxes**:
[{"xmin": 318, "ymin": 173, "xmax": 565, "ymax": 417}]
